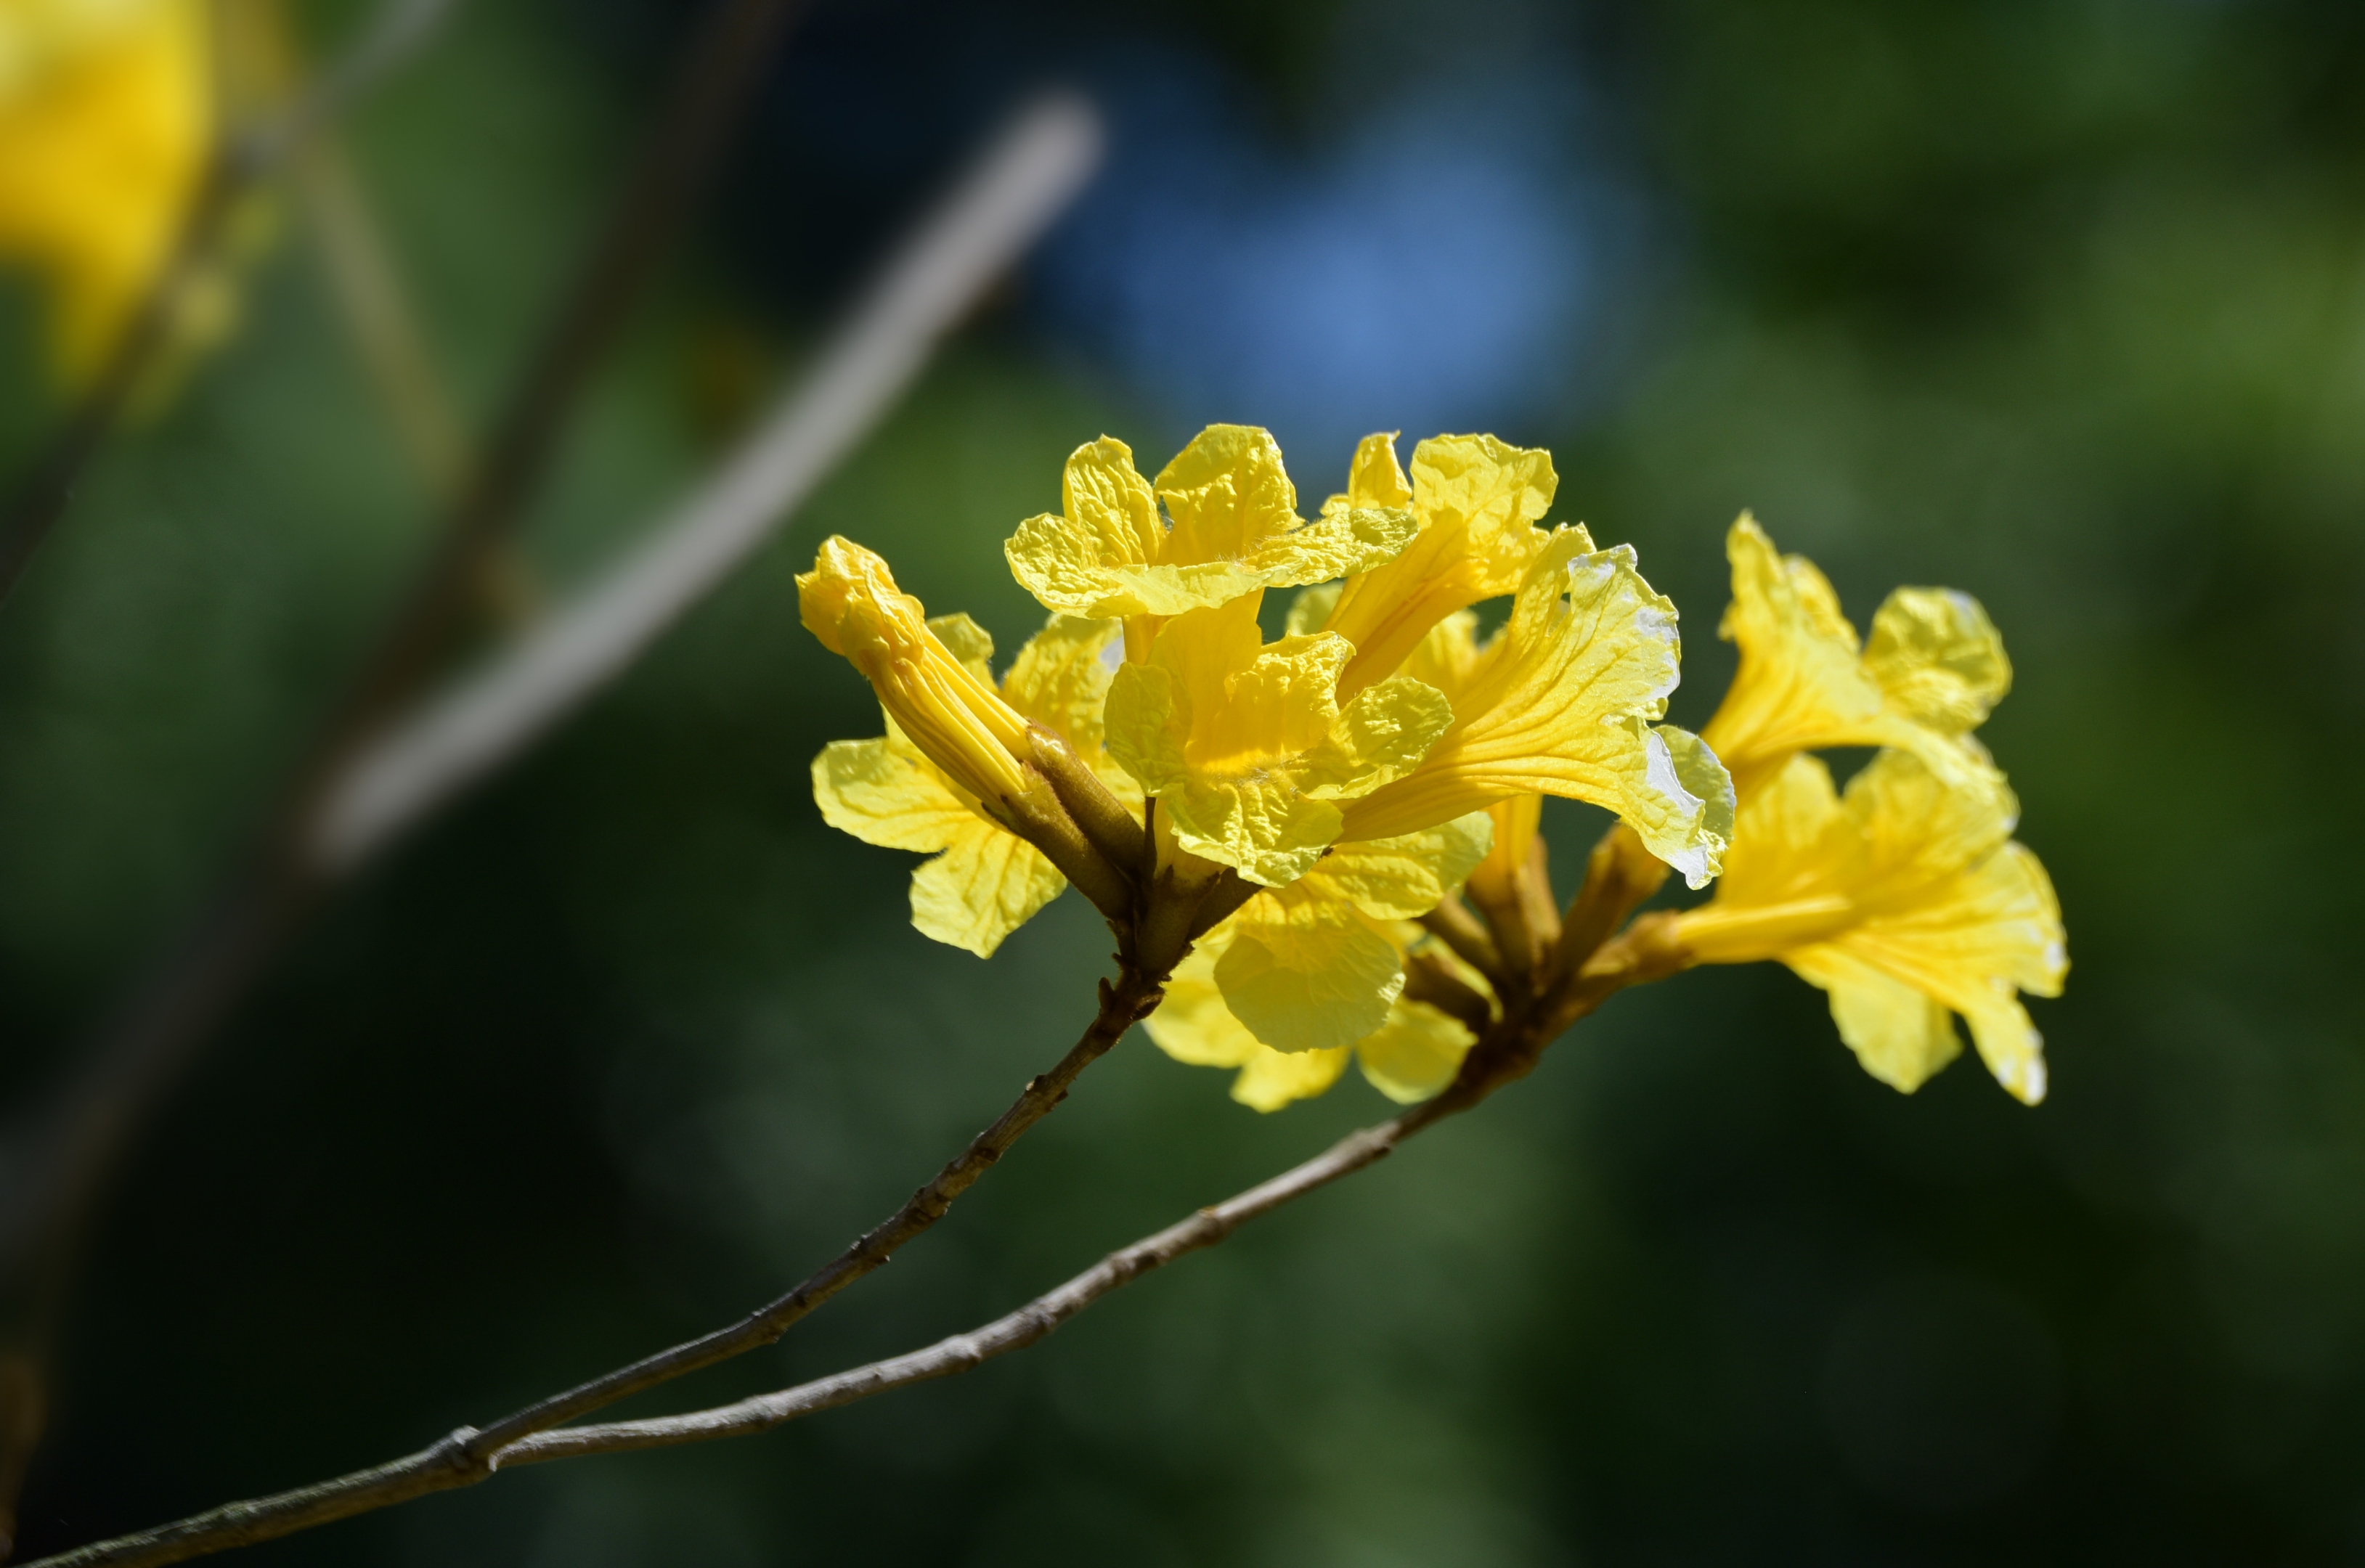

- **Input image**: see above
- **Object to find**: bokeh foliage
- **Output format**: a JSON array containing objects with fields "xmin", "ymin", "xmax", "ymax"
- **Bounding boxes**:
[{"xmin": 4, "ymin": 0, "xmax": 2364, "ymax": 1562}]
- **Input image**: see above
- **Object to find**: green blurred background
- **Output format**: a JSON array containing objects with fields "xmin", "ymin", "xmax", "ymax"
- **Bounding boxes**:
[{"xmin": 4, "ymin": 0, "xmax": 2364, "ymax": 1561}]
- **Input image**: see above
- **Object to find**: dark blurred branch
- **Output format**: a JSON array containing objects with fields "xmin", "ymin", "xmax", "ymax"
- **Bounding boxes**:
[
  {"xmin": 0, "ymin": 0, "xmax": 463, "ymax": 608},
  {"xmin": 17, "ymin": 826, "xmax": 1676, "ymax": 1568}
]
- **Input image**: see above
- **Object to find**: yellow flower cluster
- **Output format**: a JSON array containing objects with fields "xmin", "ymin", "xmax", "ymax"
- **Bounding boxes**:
[
  {"xmin": 798, "ymin": 430, "xmax": 2065, "ymax": 1114},
  {"xmin": 1671, "ymin": 516, "xmax": 2065, "ymax": 1103},
  {"xmin": 0, "ymin": 0, "xmax": 213, "ymax": 379},
  {"xmin": 799, "ymin": 426, "xmax": 1733, "ymax": 1108}
]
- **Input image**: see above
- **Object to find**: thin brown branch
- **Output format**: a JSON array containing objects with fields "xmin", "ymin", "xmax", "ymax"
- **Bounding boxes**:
[
  {"xmin": 457, "ymin": 961, "xmax": 1165, "ymax": 1456},
  {"xmin": 19, "ymin": 849, "xmax": 1680, "ymax": 1568},
  {"xmin": 17, "ymin": 955, "xmax": 1178, "ymax": 1568}
]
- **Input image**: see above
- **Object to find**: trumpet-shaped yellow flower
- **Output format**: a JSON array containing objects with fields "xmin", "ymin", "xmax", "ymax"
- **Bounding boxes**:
[
  {"xmin": 800, "ymin": 536, "xmax": 1040, "ymax": 809},
  {"xmin": 1312, "ymin": 432, "xmax": 1556, "ymax": 701},
  {"xmin": 0, "ymin": 0, "xmax": 210, "ymax": 377},
  {"xmin": 1340, "ymin": 528, "xmax": 1734, "ymax": 888},
  {"xmin": 1104, "ymin": 590, "xmax": 1454, "ymax": 886},
  {"xmin": 812, "ymin": 606, "xmax": 1133, "ymax": 957},
  {"xmin": 1701, "ymin": 514, "xmax": 2010, "ymax": 798},
  {"xmin": 1004, "ymin": 426, "xmax": 1415, "ymax": 645},
  {"xmin": 1144, "ymin": 820, "xmax": 1493, "ymax": 1109},
  {"xmin": 1672, "ymin": 749, "xmax": 2064, "ymax": 1103}
]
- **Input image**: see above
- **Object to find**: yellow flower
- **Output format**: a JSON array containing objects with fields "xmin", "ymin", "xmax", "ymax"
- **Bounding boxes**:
[
  {"xmin": 1104, "ymin": 589, "xmax": 1455, "ymax": 886},
  {"xmin": 1143, "ymin": 820, "xmax": 1494, "ymax": 1111},
  {"xmin": 1701, "ymin": 513, "xmax": 2011, "ymax": 799},
  {"xmin": 1312, "ymin": 432, "xmax": 1556, "ymax": 701},
  {"xmin": 800, "ymin": 536, "xmax": 1139, "ymax": 952},
  {"xmin": 800, "ymin": 536, "xmax": 1037, "ymax": 807},
  {"xmin": 1338, "ymin": 527, "xmax": 1733, "ymax": 888},
  {"xmin": 0, "ymin": 0, "xmax": 211, "ymax": 378},
  {"xmin": 812, "ymin": 607, "xmax": 1134, "ymax": 958},
  {"xmin": 1672, "ymin": 748, "xmax": 2064, "ymax": 1103},
  {"xmin": 1004, "ymin": 425, "xmax": 1415, "ymax": 658}
]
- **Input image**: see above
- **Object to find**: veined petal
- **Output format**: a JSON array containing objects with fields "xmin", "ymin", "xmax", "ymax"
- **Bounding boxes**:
[
  {"xmin": 1004, "ymin": 436, "xmax": 1163, "ymax": 618},
  {"xmin": 1676, "ymin": 746, "xmax": 2064, "ymax": 1103},
  {"xmin": 1865, "ymin": 587, "xmax": 2012, "ymax": 735},
  {"xmin": 1300, "ymin": 674, "xmax": 1455, "ymax": 799},
  {"xmin": 1155, "ymin": 423, "xmax": 1300, "ymax": 565},
  {"xmin": 1302, "ymin": 812, "xmax": 1493, "ymax": 920},
  {"xmin": 1216, "ymin": 899, "xmax": 1407, "ymax": 1053},
  {"xmin": 810, "ymin": 733, "xmax": 977, "ymax": 853},
  {"xmin": 1232, "ymin": 1046, "xmax": 1352, "ymax": 1112},
  {"xmin": 910, "ymin": 816, "xmax": 1067, "ymax": 957},
  {"xmin": 1142, "ymin": 930, "xmax": 1266, "ymax": 1067},
  {"xmin": 1321, "ymin": 430, "xmax": 1413, "ymax": 515},
  {"xmin": 1701, "ymin": 515, "xmax": 2004, "ymax": 793},
  {"xmin": 1321, "ymin": 434, "xmax": 1560, "ymax": 699},
  {"xmin": 1338, "ymin": 530, "xmax": 1722, "ymax": 889},
  {"xmin": 1786, "ymin": 947, "xmax": 1965, "ymax": 1093},
  {"xmin": 1008, "ymin": 428, "xmax": 1416, "ymax": 623},
  {"xmin": 1356, "ymin": 1000, "xmax": 1477, "ymax": 1104},
  {"xmin": 1111, "ymin": 596, "xmax": 1444, "ymax": 886}
]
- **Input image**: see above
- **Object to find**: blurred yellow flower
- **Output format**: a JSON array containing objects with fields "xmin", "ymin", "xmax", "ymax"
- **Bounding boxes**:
[
  {"xmin": 1672, "ymin": 748, "xmax": 2064, "ymax": 1103},
  {"xmin": 0, "ymin": 0, "xmax": 211, "ymax": 378},
  {"xmin": 1701, "ymin": 513, "xmax": 2010, "ymax": 799},
  {"xmin": 1144, "ymin": 820, "xmax": 1493, "ymax": 1111},
  {"xmin": 1004, "ymin": 425, "xmax": 1414, "ymax": 658}
]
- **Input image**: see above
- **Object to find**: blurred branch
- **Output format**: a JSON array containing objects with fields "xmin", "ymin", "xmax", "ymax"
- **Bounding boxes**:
[
  {"xmin": 296, "ymin": 137, "xmax": 466, "ymax": 491},
  {"xmin": 0, "ymin": 0, "xmax": 463, "ymax": 608},
  {"xmin": 18, "ymin": 826, "xmax": 1667, "ymax": 1568},
  {"xmin": 312, "ymin": 93, "xmax": 1107, "ymax": 867}
]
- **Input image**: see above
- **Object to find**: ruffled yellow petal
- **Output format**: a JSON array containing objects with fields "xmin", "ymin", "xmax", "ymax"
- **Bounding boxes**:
[
  {"xmin": 1107, "ymin": 593, "xmax": 1452, "ymax": 886},
  {"xmin": 1786, "ymin": 947, "xmax": 1964, "ymax": 1093},
  {"xmin": 1318, "ymin": 433, "xmax": 1558, "ymax": 699},
  {"xmin": 1144, "ymin": 920, "xmax": 1476, "ymax": 1113},
  {"xmin": 909, "ymin": 814, "xmax": 1067, "ymax": 958},
  {"xmin": 1142, "ymin": 928, "xmax": 1351, "ymax": 1112},
  {"xmin": 810, "ymin": 730, "xmax": 977, "ymax": 853},
  {"xmin": 1215, "ymin": 899, "xmax": 1407, "ymax": 1053},
  {"xmin": 813, "ymin": 730, "xmax": 1067, "ymax": 959},
  {"xmin": 1674, "ymin": 750, "xmax": 2064, "ymax": 1103},
  {"xmin": 1298, "ymin": 812, "xmax": 1493, "ymax": 920},
  {"xmin": 1140, "ymin": 934, "xmax": 1265, "ymax": 1068},
  {"xmin": 1232, "ymin": 1045, "xmax": 1352, "ymax": 1113},
  {"xmin": 1864, "ymin": 587, "xmax": 2012, "ymax": 735},
  {"xmin": 1338, "ymin": 528, "xmax": 1733, "ymax": 887},
  {"xmin": 1322, "ymin": 430, "xmax": 1414, "ymax": 515},
  {"xmin": 0, "ymin": 0, "xmax": 211, "ymax": 377},
  {"xmin": 1700, "ymin": 515, "xmax": 2003, "ymax": 794},
  {"xmin": 1356, "ymin": 1000, "xmax": 1477, "ymax": 1104},
  {"xmin": 1004, "ymin": 427, "xmax": 1414, "ymax": 623}
]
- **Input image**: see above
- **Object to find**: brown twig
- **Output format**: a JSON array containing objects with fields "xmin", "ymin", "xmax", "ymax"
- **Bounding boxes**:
[{"xmin": 19, "ymin": 826, "xmax": 1675, "ymax": 1568}]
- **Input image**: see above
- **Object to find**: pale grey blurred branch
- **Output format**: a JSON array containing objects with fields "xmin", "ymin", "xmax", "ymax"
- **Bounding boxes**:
[{"xmin": 308, "ymin": 91, "xmax": 1104, "ymax": 870}]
